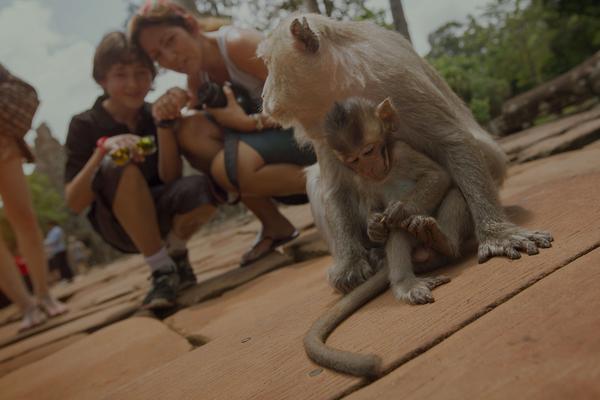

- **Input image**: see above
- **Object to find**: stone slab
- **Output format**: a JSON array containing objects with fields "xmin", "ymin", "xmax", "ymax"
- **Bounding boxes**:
[
  {"xmin": 502, "ymin": 145, "xmax": 600, "ymax": 199},
  {"xmin": 0, "ymin": 333, "xmax": 87, "ymax": 378},
  {"xmin": 347, "ymin": 248, "xmax": 600, "ymax": 400},
  {"xmin": 516, "ymin": 118, "xmax": 600, "ymax": 162},
  {"xmin": 0, "ymin": 300, "xmax": 137, "ymax": 363},
  {"xmin": 106, "ymin": 156, "xmax": 600, "ymax": 400},
  {"xmin": 0, "ymin": 317, "xmax": 191, "ymax": 400},
  {"xmin": 177, "ymin": 251, "xmax": 293, "ymax": 307},
  {"xmin": 499, "ymin": 106, "xmax": 600, "ymax": 155}
]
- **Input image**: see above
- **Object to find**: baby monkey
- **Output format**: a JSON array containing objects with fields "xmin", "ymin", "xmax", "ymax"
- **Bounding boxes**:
[
  {"xmin": 326, "ymin": 96, "xmax": 460, "ymax": 301},
  {"xmin": 305, "ymin": 96, "xmax": 471, "ymax": 377}
]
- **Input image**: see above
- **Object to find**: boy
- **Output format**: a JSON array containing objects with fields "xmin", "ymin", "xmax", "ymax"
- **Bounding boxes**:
[{"xmin": 64, "ymin": 32, "xmax": 218, "ymax": 309}]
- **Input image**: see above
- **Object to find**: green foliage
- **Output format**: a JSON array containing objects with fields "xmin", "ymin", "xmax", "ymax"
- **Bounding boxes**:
[
  {"xmin": 426, "ymin": 0, "xmax": 600, "ymax": 124},
  {"xmin": 0, "ymin": 172, "xmax": 67, "ymax": 253},
  {"xmin": 27, "ymin": 172, "xmax": 68, "ymax": 229},
  {"xmin": 174, "ymin": 0, "xmax": 389, "ymax": 30}
]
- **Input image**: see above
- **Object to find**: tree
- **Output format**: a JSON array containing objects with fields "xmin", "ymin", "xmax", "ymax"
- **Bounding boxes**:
[
  {"xmin": 426, "ymin": 0, "xmax": 600, "ymax": 125},
  {"xmin": 389, "ymin": 0, "xmax": 411, "ymax": 43},
  {"xmin": 303, "ymin": 0, "xmax": 320, "ymax": 13}
]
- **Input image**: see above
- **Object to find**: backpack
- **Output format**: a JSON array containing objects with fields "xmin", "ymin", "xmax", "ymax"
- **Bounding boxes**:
[{"xmin": 0, "ymin": 63, "xmax": 39, "ymax": 162}]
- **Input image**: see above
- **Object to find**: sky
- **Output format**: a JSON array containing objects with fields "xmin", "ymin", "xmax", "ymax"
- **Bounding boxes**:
[{"xmin": 0, "ymin": 0, "xmax": 490, "ymax": 144}]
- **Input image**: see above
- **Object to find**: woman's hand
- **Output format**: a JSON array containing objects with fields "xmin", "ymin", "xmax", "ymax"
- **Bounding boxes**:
[
  {"xmin": 102, "ymin": 134, "xmax": 145, "ymax": 163},
  {"xmin": 152, "ymin": 87, "xmax": 189, "ymax": 124},
  {"xmin": 204, "ymin": 83, "xmax": 255, "ymax": 132}
]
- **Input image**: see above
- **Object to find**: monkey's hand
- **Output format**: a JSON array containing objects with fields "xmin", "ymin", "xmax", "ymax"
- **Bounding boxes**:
[
  {"xmin": 478, "ymin": 221, "xmax": 553, "ymax": 263},
  {"xmin": 367, "ymin": 213, "xmax": 389, "ymax": 244},
  {"xmin": 383, "ymin": 201, "xmax": 422, "ymax": 228},
  {"xmin": 328, "ymin": 250, "xmax": 376, "ymax": 294}
]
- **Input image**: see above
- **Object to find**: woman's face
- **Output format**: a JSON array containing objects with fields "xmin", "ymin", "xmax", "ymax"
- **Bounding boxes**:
[
  {"xmin": 100, "ymin": 62, "xmax": 153, "ymax": 110},
  {"xmin": 138, "ymin": 24, "xmax": 202, "ymax": 75}
]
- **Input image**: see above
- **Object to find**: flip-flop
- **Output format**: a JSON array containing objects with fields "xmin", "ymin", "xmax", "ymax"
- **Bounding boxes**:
[{"xmin": 240, "ymin": 229, "xmax": 300, "ymax": 267}]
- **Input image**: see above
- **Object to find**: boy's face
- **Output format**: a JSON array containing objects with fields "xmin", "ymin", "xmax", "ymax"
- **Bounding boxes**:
[{"xmin": 100, "ymin": 62, "xmax": 153, "ymax": 109}]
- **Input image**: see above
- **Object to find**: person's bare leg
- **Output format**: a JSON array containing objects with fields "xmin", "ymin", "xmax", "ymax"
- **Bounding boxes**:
[
  {"xmin": 176, "ymin": 113, "xmax": 224, "ymax": 172},
  {"xmin": 0, "ymin": 156, "xmax": 49, "ymax": 298},
  {"xmin": 238, "ymin": 196, "xmax": 297, "ymax": 264},
  {"xmin": 0, "ymin": 239, "xmax": 47, "ymax": 330},
  {"xmin": 0, "ymin": 156, "xmax": 60, "ymax": 326},
  {"xmin": 0, "ymin": 236, "xmax": 35, "ymax": 311},
  {"xmin": 112, "ymin": 163, "xmax": 163, "ymax": 257},
  {"xmin": 211, "ymin": 143, "xmax": 307, "ymax": 197}
]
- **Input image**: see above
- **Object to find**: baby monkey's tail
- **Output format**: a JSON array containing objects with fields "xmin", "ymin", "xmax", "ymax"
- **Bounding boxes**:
[{"xmin": 303, "ymin": 267, "xmax": 389, "ymax": 378}]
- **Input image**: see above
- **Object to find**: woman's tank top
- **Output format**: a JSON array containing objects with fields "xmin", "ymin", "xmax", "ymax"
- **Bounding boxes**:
[{"xmin": 215, "ymin": 26, "xmax": 264, "ymax": 103}]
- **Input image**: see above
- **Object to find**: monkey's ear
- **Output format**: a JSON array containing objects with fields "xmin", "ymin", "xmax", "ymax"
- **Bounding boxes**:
[
  {"xmin": 290, "ymin": 17, "xmax": 320, "ymax": 53},
  {"xmin": 375, "ymin": 97, "xmax": 397, "ymax": 124}
]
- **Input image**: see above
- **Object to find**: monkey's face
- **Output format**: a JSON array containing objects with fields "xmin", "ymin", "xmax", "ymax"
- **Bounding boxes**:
[
  {"xmin": 336, "ymin": 140, "xmax": 390, "ymax": 182},
  {"xmin": 258, "ymin": 15, "xmax": 332, "ymax": 129}
]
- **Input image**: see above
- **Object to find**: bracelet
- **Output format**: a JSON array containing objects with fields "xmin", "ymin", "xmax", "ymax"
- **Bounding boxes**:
[
  {"xmin": 96, "ymin": 136, "xmax": 108, "ymax": 155},
  {"xmin": 251, "ymin": 113, "xmax": 263, "ymax": 131}
]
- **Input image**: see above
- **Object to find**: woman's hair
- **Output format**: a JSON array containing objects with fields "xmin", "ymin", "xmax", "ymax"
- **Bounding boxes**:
[
  {"xmin": 92, "ymin": 31, "xmax": 156, "ymax": 84},
  {"xmin": 128, "ymin": 1, "xmax": 230, "ymax": 50}
]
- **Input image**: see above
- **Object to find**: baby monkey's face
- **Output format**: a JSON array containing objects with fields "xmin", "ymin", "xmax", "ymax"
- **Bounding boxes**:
[
  {"xmin": 335, "ymin": 135, "xmax": 390, "ymax": 182},
  {"xmin": 326, "ymin": 97, "xmax": 396, "ymax": 182}
]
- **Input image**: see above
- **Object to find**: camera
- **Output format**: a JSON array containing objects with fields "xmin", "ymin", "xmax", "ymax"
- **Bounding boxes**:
[{"xmin": 196, "ymin": 81, "xmax": 259, "ymax": 114}]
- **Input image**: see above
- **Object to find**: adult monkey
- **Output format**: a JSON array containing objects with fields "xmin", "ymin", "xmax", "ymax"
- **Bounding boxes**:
[{"xmin": 258, "ymin": 14, "xmax": 553, "ymax": 294}]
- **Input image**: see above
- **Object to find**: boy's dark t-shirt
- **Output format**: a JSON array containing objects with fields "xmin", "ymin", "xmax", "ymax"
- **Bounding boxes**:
[{"xmin": 64, "ymin": 95, "xmax": 161, "ymax": 186}]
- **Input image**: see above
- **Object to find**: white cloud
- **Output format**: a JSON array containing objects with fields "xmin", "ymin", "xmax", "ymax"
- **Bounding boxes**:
[{"xmin": 0, "ymin": 0, "xmax": 99, "ymax": 143}]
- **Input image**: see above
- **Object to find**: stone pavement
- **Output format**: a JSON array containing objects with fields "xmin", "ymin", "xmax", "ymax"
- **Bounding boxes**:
[{"xmin": 1, "ymin": 107, "xmax": 599, "ymax": 400}]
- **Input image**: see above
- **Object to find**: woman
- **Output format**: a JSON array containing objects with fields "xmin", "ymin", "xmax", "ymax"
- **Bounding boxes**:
[
  {"xmin": 128, "ymin": 1, "xmax": 316, "ymax": 266},
  {"xmin": 0, "ymin": 63, "xmax": 67, "ymax": 331}
]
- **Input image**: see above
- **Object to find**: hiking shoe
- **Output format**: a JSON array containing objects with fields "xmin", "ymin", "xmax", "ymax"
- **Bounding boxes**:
[
  {"xmin": 171, "ymin": 250, "xmax": 197, "ymax": 290},
  {"xmin": 142, "ymin": 265, "xmax": 180, "ymax": 310}
]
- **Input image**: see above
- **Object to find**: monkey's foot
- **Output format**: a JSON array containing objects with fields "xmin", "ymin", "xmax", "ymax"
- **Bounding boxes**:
[
  {"xmin": 392, "ymin": 275, "xmax": 450, "ymax": 304},
  {"xmin": 401, "ymin": 215, "xmax": 456, "ymax": 257},
  {"xmin": 478, "ymin": 223, "xmax": 553, "ymax": 263},
  {"xmin": 328, "ymin": 257, "xmax": 375, "ymax": 294}
]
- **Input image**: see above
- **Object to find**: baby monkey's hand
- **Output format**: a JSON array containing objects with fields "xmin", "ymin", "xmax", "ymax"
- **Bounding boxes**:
[
  {"xmin": 383, "ymin": 200, "xmax": 422, "ymax": 229},
  {"xmin": 367, "ymin": 212, "xmax": 389, "ymax": 244}
]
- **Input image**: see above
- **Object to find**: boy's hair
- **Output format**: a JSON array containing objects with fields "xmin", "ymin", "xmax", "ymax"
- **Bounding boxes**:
[{"xmin": 92, "ymin": 31, "xmax": 156, "ymax": 84}]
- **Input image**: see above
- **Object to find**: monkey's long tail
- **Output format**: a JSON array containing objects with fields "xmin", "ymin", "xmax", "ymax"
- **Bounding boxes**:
[{"xmin": 303, "ymin": 267, "xmax": 389, "ymax": 378}]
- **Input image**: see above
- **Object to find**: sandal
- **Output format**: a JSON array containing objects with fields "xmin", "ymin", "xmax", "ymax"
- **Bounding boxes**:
[
  {"xmin": 19, "ymin": 305, "xmax": 47, "ymax": 332},
  {"xmin": 240, "ymin": 229, "xmax": 300, "ymax": 267},
  {"xmin": 38, "ymin": 295, "xmax": 69, "ymax": 318}
]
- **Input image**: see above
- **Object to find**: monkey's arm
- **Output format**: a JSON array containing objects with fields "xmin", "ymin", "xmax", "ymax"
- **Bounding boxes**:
[
  {"xmin": 391, "ymin": 78, "xmax": 552, "ymax": 262},
  {"xmin": 313, "ymin": 148, "xmax": 378, "ymax": 293},
  {"xmin": 384, "ymin": 143, "xmax": 451, "ymax": 227},
  {"xmin": 304, "ymin": 267, "xmax": 389, "ymax": 378}
]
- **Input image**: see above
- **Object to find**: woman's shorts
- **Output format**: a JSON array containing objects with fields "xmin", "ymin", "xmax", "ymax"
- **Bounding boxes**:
[{"xmin": 225, "ymin": 127, "xmax": 316, "ymax": 205}]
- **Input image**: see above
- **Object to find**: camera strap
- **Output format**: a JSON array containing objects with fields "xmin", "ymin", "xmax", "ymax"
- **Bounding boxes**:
[{"xmin": 223, "ymin": 132, "xmax": 241, "ymax": 205}]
